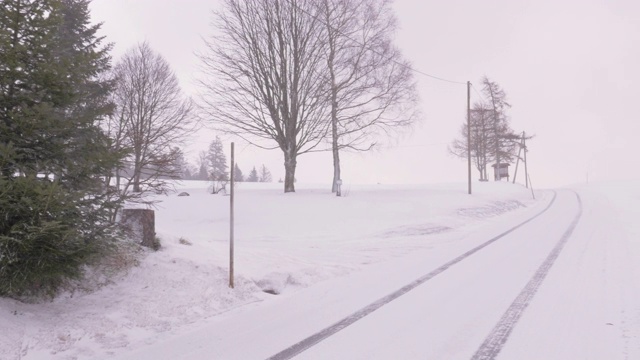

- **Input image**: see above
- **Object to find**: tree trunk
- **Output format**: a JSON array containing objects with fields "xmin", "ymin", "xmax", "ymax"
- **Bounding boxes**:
[
  {"xmin": 133, "ymin": 171, "xmax": 141, "ymax": 192},
  {"xmin": 332, "ymin": 143, "xmax": 341, "ymax": 193},
  {"xmin": 330, "ymin": 81, "xmax": 340, "ymax": 193},
  {"xmin": 133, "ymin": 147, "xmax": 142, "ymax": 192},
  {"xmin": 283, "ymin": 147, "xmax": 297, "ymax": 193}
]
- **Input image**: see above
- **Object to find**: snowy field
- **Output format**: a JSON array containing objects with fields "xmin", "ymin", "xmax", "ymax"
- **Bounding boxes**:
[{"xmin": 1, "ymin": 180, "xmax": 638, "ymax": 359}]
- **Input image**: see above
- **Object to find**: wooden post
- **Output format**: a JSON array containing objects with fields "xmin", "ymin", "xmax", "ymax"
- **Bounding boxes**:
[
  {"xmin": 493, "ymin": 101, "xmax": 500, "ymax": 181},
  {"xmin": 467, "ymin": 81, "xmax": 472, "ymax": 195},
  {"xmin": 121, "ymin": 209, "xmax": 157, "ymax": 250},
  {"xmin": 512, "ymin": 132, "xmax": 524, "ymax": 184},
  {"xmin": 528, "ymin": 173, "xmax": 535, "ymax": 199},
  {"xmin": 229, "ymin": 142, "xmax": 235, "ymax": 289},
  {"xmin": 523, "ymin": 131, "xmax": 529, "ymax": 189}
]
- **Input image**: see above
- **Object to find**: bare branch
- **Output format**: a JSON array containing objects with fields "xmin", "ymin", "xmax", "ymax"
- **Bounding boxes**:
[
  {"xmin": 197, "ymin": 0, "xmax": 330, "ymax": 192},
  {"xmin": 317, "ymin": 0, "xmax": 419, "ymax": 191}
]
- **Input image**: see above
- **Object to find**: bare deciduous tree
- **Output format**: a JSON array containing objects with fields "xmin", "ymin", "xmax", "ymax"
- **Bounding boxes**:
[
  {"xmin": 198, "ymin": 0, "xmax": 330, "ymax": 193},
  {"xmin": 450, "ymin": 77, "xmax": 521, "ymax": 180},
  {"xmin": 319, "ymin": 0, "xmax": 418, "ymax": 192},
  {"xmin": 450, "ymin": 103, "xmax": 493, "ymax": 180},
  {"xmin": 111, "ymin": 42, "xmax": 194, "ymax": 199}
]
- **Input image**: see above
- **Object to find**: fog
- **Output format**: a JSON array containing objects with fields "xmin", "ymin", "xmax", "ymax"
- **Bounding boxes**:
[{"xmin": 90, "ymin": 0, "xmax": 640, "ymax": 188}]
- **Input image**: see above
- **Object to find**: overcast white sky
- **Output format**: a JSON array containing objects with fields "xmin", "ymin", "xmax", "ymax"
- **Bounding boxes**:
[{"xmin": 89, "ymin": 0, "xmax": 640, "ymax": 188}]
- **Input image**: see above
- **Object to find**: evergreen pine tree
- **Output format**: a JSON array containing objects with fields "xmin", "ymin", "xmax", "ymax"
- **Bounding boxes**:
[
  {"xmin": 170, "ymin": 147, "xmax": 187, "ymax": 180},
  {"xmin": 198, "ymin": 164, "xmax": 208, "ymax": 180},
  {"xmin": 206, "ymin": 136, "xmax": 228, "ymax": 181},
  {"xmin": 233, "ymin": 163, "xmax": 244, "ymax": 182},
  {"xmin": 197, "ymin": 151, "xmax": 208, "ymax": 180},
  {"xmin": 259, "ymin": 164, "xmax": 272, "ymax": 182},
  {"xmin": 247, "ymin": 166, "xmax": 259, "ymax": 182},
  {"xmin": 0, "ymin": 0, "xmax": 121, "ymax": 298}
]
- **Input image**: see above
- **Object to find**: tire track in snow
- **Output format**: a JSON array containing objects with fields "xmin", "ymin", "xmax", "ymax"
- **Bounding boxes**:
[
  {"xmin": 471, "ymin": 191, "xmax": 583, "ymax": 360},
  {"xmin": 266, "ymin": 191, "xmax": 558, "ymax": 360}
]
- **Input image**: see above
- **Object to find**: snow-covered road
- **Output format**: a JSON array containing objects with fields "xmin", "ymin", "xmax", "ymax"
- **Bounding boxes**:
[
  {"xmin": 496, "ymin": 186, "xmax": 640, "ymax": 360},
  {"xmin": 114, "ymin": 185, "xmax": 640, "ymax": 360},
  {"xmin": 273, "ymin": 190, "xmax": 581, "ymax": 360}
]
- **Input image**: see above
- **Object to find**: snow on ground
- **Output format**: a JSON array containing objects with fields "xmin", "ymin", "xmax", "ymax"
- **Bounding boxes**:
[
  {"xmin": 0, "ymin": 181, "xmax": 538, "ymax": 359},
  {"xmin": 0, "ymin": 182, "xmax": 640, "ymax": 360},
  {"xmin": 500, "ymin": 181, "xmax": 640, "ymax": 360}
]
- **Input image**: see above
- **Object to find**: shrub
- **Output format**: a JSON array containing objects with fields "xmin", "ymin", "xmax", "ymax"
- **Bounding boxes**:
[{"xmin": 0, "ymin": 177, "xmax": 101, "ymax": 298}]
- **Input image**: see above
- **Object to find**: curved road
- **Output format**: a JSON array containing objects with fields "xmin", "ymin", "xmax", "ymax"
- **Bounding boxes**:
[{"xmin": 271, "ymin": 189, "xmax": 581, "ymax": 360}]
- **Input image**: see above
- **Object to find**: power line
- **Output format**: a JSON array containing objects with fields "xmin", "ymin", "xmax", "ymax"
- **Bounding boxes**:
[
  {"xmin": 287, "ymin": 0, "xmax": 467, "ymax": 86},
  {"xmin": 393, "ymin": 142, "xmax": 450, "ymax": 148},
  {"xmin": 411, "ymin": 67, "xmax": 467, "ymax": 85}
]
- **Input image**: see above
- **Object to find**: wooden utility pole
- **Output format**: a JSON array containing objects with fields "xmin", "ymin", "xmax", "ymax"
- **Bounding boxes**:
[
  {"xmin": 489, "ymin": 91, "xmax": 500, "ymax": 181},
  {"xmin": 494, "ymin": 115, "xmax": 499, "ymax": 180},
  {"xmin": 523, "ymin": 131, "xmax": 529, "ymax": 189},
  {"xmin": 229, "ymin": 142, "xmax": 235, "ymax": 289},
  {"xmin": 512, "ymin": 131, "xmax": 524, "ymax": 184},
  {"xmin": 467, "ymin": 81, "xmax": 472, "ymax": 195}
]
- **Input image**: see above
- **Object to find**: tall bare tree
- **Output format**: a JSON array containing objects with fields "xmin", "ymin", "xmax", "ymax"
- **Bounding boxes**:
[
  {"xmin": 482, "ymin": 76, "xmax": 518, "ymax": 180},
  {"xmin": 198, "ymin": 0, "xmax": 330, "ymax": 193},
  {"xmin": 450, "ymin": 77, "xmax": 520, "ymax": 181},
  {"xmin": 450, "ymin": 103, "xmax": 493, "ymax": 180},
  {"xmin": 318, "ymin": 0, "xmax": 418, "ymax": 192},
  {"xmin": 111, "ymin": 42, "xmax": 194, "ymax": 199}
]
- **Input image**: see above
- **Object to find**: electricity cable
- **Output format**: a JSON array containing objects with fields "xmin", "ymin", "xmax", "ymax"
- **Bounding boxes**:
[{"xmin": 287, "ymin": 0, "xmax": 467, "ymax": 86}]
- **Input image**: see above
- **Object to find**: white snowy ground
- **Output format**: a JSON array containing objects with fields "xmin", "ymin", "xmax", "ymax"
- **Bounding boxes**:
[{"xmin": 0, "ymin": 181, "xmax": 638, "ymax": 359}]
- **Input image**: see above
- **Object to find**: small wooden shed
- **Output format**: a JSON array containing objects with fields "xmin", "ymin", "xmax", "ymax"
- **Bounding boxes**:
[{"xmin": 492, "ymin": 163, "xmax": 510, "ymax": 181}]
